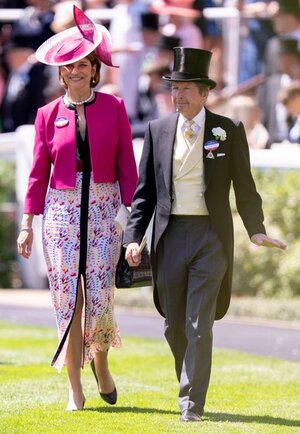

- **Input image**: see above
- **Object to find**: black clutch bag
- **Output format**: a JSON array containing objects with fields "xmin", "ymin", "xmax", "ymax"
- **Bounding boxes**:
[{"xmin": 115, "ymin": 238, "xmax": 152, "ymax": 288}]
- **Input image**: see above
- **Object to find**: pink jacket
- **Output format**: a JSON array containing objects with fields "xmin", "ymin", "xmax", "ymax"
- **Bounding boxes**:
[{"xmin": 24, "ymin": 92, "xmax": 138, "ymax": 214}]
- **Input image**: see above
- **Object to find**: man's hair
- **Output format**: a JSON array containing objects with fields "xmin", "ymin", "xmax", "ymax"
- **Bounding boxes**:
[{"xmin": 195, "ymin": 83, "xmax": 210, "ymax": 94}]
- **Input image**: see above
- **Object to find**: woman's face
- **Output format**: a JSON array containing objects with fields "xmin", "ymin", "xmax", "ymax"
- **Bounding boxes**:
[{"xmin": 60, "ymin": 57, "xmax": 96, "ymax": 92}]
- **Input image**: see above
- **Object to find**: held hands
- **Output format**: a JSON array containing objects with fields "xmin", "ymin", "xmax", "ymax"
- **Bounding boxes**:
[
  {"xmin": 251, "ymin": 233, "xmax": 287, "ymax": 250},
  {"xmin": 17, "ymin": 228, "xmax": 34, "ymax": 259},
  {"xmin": 125, "ymin": 242, "xmax": 142, "ymax": 267}
]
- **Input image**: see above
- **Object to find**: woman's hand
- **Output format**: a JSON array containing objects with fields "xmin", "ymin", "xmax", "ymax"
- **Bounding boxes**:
[
  {"xmin": 125, "ymin": 242, "xmax": 142, "ymax": 267},
  {"xmin": 251, "ymin": 233, "xmax": 287, "ymax": 250},
  {"xmin": 17, "ymin": 228, "xmax": 34, "ymax": 259}
]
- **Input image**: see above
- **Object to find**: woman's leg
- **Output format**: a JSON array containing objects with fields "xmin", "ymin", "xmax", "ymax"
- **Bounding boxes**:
[
  {"xmin": 94, "ymin": 350, "xmax": 115, "ymax": 393},
  {"xmin": 65, "ymin": 280, "xmax": 85, "ymax": 409}
]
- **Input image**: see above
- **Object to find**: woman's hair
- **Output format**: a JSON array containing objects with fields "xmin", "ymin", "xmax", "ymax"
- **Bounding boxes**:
[{"xmin": 58, "ymin": 50, "xmax": 101, "ymax": 89}]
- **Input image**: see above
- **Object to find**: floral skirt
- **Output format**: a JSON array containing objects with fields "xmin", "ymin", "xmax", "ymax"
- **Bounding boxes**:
[{"xmin": 42, "ymin": 172, "xmax": 122, "ymax": 371}]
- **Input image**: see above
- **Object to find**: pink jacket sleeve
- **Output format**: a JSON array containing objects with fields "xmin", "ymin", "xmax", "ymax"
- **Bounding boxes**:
[{"xmin": 24, "ymin": 109, "xmax": 52, "ymax": 214}]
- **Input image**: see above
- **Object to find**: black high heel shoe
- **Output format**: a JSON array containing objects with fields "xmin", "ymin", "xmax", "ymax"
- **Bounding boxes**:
[{"xmin": 90, "ymin": 359, "xmax": 117, "ymax": 405}]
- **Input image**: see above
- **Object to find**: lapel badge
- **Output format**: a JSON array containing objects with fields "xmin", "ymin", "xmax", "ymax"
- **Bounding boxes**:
[
  {"xmin": 54, "ymin": 116, "xmax": 69, "ymax": 127},
  {"xmin": 204, "ymin": 140, "xmax": 219, "ymax": 159}
]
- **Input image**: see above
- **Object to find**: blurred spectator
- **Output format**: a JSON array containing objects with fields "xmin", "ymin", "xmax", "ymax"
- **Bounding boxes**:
[
  {"xmin": 152, "ymin": 0, "xmax": 203, "ymax": 48},
  {"xmin": 236, "ymin": 0, "xmax": 275, "ymax": 82},
  {"xmin": 131, "ymin": 59, "xmax": 172, "ymax": 138},
  {"xmin": 140, "ymin": 11, "xmax": 161, "ymax": 70},
  {"xmin": 264, "ymin": 0, "xmax": 300, "ymax": 76},
  {"xmin": 194, "ymin": 0, "xmax": 222, "ymax": 49},
  {"xmin": 109, "ymin": 0, "xmax": 146, "ymax": 121},
  {"xmin": 131, "ymin": 32, "xmax": 180, "ymax": 137},
  {"xmin": 0, "ymin": 0, "xmax": 57, "ymax": 130},
  {"xmin": 157, "ymin": 34, "xmax": 181, "ymax": 67},
  {"xmin": 50, "ymin": 0, "xmax": 82, "ymax": 33},
  {"xmin": 258, "ymin": 38, "xmax": 300, "ymax": 145},
  {"xmin": 194, "ymin": 0, "xmax": 224, "ymax": 89},
  {"xmin": 278, "ymin": 81, "xmax": 300, "ymax": 144},
  {"xmin": 10, "ymin": 0, "xmax": 56, "ymax": 51},
  {"xmin": 0, "ymin": 35, "xmax": 47, "ymax": 132},
  {"xmin": 226, "ymin": 94, "xmax": 269, "ymax": 148}
]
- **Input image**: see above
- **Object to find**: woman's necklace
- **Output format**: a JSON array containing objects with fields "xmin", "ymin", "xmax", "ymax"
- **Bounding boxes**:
[{"xmin": 64, "ymin": 90, "xmax": 94, "ymax": 106}]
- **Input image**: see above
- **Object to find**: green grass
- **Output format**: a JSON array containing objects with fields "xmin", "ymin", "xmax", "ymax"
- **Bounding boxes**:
[{"xmin": 0, "ymin": 322, "xmax": 299, "ymax": 433}]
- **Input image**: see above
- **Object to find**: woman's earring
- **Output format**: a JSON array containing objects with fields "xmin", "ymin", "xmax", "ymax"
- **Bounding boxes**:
[{"xmin": 92, "ymin": 77, "xmax": 96, "ymax": 85}]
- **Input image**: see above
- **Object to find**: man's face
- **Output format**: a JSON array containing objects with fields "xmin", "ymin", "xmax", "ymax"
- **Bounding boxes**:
[{"xmin": 171, "ymin": 81, "xmax": 209, "ymax": 119}]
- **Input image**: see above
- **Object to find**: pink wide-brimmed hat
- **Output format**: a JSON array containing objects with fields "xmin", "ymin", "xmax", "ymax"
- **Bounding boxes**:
[{"xmin": 35, "ymin": 5, "xmax": 117, "ymax": 67}]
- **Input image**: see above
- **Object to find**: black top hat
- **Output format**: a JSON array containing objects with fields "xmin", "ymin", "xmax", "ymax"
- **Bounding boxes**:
[
  {"xmin": 163, "ymin": 47, "xmax": 216, "ymax": 89},
  {"xmin": 141, "ymin": 12, "xmax": 160, "ymax": 31},
  {"xmin": 276, "ymin": 0, "xmax": 300, "ymax": 16},
  {"xmin": 279, "ymin": 38, "xmax": 299, "ymax": 55},
  {"xmin": 158, "ymin": 34, "xmax": 181, "ymax": 51}
]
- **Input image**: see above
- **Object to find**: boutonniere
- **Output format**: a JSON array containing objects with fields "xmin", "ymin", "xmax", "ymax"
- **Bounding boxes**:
[{"xmin": 212, "ymin": 127, "xmax": 227, "ymax": 141}]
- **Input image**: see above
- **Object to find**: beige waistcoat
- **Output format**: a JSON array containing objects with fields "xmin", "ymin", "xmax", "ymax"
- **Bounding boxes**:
[{"xmin": 171, "ymin": 121, "xmax": 209, "ymax": 215}]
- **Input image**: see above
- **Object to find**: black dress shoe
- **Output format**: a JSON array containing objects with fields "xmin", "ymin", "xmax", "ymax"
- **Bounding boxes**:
[
  {"xmin": 180, "ymin": 410, "xmax": 201, "ymax": 422},
  {"xmin": 90, "ymin": 359, "xmax": 117, "ymax": 405}
]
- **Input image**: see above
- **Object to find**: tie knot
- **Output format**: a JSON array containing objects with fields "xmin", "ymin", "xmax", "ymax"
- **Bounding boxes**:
[{"xmin": 185, "ymin": 120, "xmax": 194, "ymax": 129}]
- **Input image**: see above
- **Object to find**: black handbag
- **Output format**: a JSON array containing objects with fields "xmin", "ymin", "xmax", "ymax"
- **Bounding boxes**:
[{"xmin": 115, "ymin": 239, "xmax": 152, "ymax": 288}]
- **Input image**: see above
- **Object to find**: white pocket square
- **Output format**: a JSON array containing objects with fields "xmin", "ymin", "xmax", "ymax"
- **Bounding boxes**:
[{"xmin": 217, "ymin": 153, "xmax": 226, "ymax": 157}]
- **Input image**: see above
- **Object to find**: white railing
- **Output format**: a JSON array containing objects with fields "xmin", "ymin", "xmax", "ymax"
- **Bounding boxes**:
[
  {"xmin": 250, "ymin": 145, "xmax": 300, "ymax": 169},
  {"xmin": 1, "ymin": 129, "xmax": 300, "ymax": 168}
]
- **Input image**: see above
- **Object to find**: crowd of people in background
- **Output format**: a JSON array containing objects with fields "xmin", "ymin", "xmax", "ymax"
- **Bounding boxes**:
[{"xmin": 0, "ymin": 0, "xmax": 299, "ymax": 148}]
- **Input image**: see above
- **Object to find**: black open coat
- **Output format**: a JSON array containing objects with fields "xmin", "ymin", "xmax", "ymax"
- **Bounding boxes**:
[{"xmin": 123, "ymin": 108, "xmax": 266, "ymax": 320}]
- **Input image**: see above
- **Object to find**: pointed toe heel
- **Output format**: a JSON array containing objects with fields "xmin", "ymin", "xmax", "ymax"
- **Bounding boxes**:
[
  {"xmin": 90, "ymin": 359, "xmax": 117, "ymax": 405},
  {"xmin": 100, "ymin": 387, "xmax": 117, "ymax": 405}
]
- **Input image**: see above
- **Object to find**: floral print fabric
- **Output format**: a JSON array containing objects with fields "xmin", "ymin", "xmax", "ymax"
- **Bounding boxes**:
[{"xmin": 42, "ymin": 173, "xmax": 122, "ymax": 371}]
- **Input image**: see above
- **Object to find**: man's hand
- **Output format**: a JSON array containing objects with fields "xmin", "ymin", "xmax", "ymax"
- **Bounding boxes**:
[
  {"xmin": 251, "ymin": 233, "xmax": 287, "ymax": 250},
  {"xmin": 125, "ymin": 242, "xmax": 142, "ymax": 267}
]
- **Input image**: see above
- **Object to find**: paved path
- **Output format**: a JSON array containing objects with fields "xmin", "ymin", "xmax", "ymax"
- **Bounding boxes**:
[{"xmin": 0, "ymin": 290, "xmax": 299, "ymax": 362}]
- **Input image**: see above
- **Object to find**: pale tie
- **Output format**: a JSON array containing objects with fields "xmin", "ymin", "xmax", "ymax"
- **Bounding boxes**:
[{"xmin": 183, "ymin": 120, "xmax": 197, "ymax": 148}]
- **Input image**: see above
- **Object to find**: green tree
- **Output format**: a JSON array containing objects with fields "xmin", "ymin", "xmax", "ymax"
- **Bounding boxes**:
[
  {"xmin": 232, "ymin": 169, "xmax": 300, "ymax": 298},
  {"xmin": 0, "ymin": 161, "xmax": 17, "ymax": 287}
]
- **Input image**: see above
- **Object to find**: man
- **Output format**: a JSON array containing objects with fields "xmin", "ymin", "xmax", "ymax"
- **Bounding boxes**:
[
  {"xmin": 123, "ymin": 48, "xmax": 287, "ymax": 422},
  {"xmin": 0, "ymin": 35, "xmax": 47, "ymax": 132},
  {"xmin": 278, "ymin": 81, "xmax": 300, "ymax": 144},
  {"xmin": 264, "ymin": 0, "xmax": 300, "ymax": 76},
  {"xmin": 259, "ymin": 38, "xmax": 300, "ymax": 145}
]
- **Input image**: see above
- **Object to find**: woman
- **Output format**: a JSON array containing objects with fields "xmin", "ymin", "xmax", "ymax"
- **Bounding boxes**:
[{"xmin": 16, "ymin": 6, "xmax": 138, "ymax": 411}]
